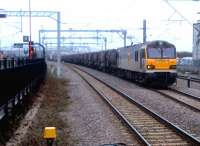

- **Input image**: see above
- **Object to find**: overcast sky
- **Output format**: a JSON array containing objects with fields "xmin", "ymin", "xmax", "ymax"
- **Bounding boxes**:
[{"xmin": 1, "ymin": 0, "xmax": 200, "ymax": 51}]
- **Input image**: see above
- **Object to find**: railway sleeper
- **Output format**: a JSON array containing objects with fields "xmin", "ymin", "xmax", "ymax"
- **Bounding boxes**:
[
  {"xmin": 153, "ymin": 143, "xmax": 189, "ymax": 146},
  {"xmin": 146, "ymin": 139, "xmax": 189, "ymax": 145},
  {"xmin": 142, "ymin": 129, "xmax": 175, "ymax": 133},
  {"xmin": 141, "ymin": 132, "xmax": 179, "ymax": 138}
]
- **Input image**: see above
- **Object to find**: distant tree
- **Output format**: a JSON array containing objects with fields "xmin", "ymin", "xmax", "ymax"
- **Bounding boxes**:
[{"xmin": 177, "ymin": 51, "xmax": 192, "ymax": 58}]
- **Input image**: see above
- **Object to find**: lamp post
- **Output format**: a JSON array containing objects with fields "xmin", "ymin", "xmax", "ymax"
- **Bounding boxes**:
[
  {"xmin": 0, "ymin": 9, "xmax": 7, "ymax": 52},
  {"xmin": 28, "ymin": 0, "xmax": 33, "ymax": 59},
  {"xmin": 56, "ymin": 12, "xmax": 61, "ymax": 77}
]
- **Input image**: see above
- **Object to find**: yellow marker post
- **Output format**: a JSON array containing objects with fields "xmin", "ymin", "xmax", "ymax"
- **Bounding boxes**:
[{"xmin": 43, "ymin": 127, "xmax": 57, "ymax": 146}]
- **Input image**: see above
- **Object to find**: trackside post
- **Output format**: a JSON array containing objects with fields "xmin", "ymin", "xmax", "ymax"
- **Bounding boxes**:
[{"xmin": 43, "ymin": 127, "xmax": 57, "ymax": 146}]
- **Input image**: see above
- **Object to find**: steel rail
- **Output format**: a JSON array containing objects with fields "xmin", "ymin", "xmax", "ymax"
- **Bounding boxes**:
[
  {"xmin": 153, "ymin": 89, "xmax": 200, "ymax": 112},
  {"xmin": 169, "ymin": 87, "xmax": 200, "ymax": 101},
  {"xmin": 69, "ymin": 65, "xmax": 150, "ymax": 146},
  {"xmin": 70, "ymin": 64, "xmax": 200, "ymax": 145}
]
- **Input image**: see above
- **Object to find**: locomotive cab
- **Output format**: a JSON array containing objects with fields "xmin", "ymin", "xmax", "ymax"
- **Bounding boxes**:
[
  {"xmin": 145, "ymin": 41, "xmax": 176, "ymax": 71},
  {"xmin": 144, "ymin": 41, "xmax": 177, "ymax": 86}
]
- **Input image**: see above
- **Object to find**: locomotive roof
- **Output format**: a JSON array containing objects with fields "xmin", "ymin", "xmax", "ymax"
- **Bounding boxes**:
[{"xmin": 125, "ymin": 40, "xmax": 175, "ymax": 48}]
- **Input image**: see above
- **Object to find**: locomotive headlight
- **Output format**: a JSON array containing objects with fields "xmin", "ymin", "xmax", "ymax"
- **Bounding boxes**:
[
  {"xmin": 147, "ymin": 65, "xmax": 155, "ymax": 69},
  {"xmin": 170, "ymin": 65, "xmax": 176, "ymax": 69}
]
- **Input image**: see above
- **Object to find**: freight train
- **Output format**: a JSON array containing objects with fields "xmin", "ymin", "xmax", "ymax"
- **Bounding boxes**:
[{"xmin": 62, "ymin": 40, "xmax": 177, "ymax": 87}]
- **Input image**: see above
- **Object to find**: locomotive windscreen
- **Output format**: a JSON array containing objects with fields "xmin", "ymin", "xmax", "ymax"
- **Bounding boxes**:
[{"xmin": 147, "ymin": 41, "xmax": 176, "ymax": 59}]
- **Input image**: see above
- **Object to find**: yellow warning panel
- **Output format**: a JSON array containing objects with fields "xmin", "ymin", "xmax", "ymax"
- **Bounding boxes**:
[{"xmin": 43, "ymin": 127, "xmax": 57, "ymax": 139}]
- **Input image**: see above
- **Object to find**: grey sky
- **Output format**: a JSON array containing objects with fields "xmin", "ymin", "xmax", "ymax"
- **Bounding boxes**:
[{"xmin": 1, "ymin": 0, "xmax": 200, "ymax": 51}]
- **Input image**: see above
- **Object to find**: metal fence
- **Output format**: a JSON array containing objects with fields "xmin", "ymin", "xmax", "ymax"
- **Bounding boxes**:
[{"xmin": 0, "ymin": 57, "xmax": 46, "ymax": 120}]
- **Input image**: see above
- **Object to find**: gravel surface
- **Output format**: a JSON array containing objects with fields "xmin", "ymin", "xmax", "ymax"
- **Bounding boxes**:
[
  {"xmin": 74, "ymin": 64, "xmax": 200, "ymax": 139},
  {"xmin": 60, "ymin": 65, "xmax": 141, "ymax": 146},
  {"xmin": 171, "ymin": 85, "xmax": 200, "ymax": 100},
  {"xmin": 6, "ymin": 94, "xmax": 43, "ymax": 146}
]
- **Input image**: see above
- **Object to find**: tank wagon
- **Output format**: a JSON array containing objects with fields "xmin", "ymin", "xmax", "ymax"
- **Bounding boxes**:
[{"xmin": 62, "ymin": 40, "xmax": 177, "ymax": 86}]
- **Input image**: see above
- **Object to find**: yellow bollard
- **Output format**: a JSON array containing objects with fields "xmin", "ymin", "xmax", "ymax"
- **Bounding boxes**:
[{"xmin": 43, "ymin": 127, "xmax": 57, "ymax": 146}]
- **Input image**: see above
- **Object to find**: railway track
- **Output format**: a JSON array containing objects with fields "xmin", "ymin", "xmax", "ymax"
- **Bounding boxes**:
[
  {"xmin": 70, "ymin": 64, "xmax": 200, "ymax": 146},
  {"xmin": 154, "ymin": 88, "xmax": 200, "ymax": 112},
  {"xmin": 170, "ymin": 87, "xmax": 200, "ymax": 100}
]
